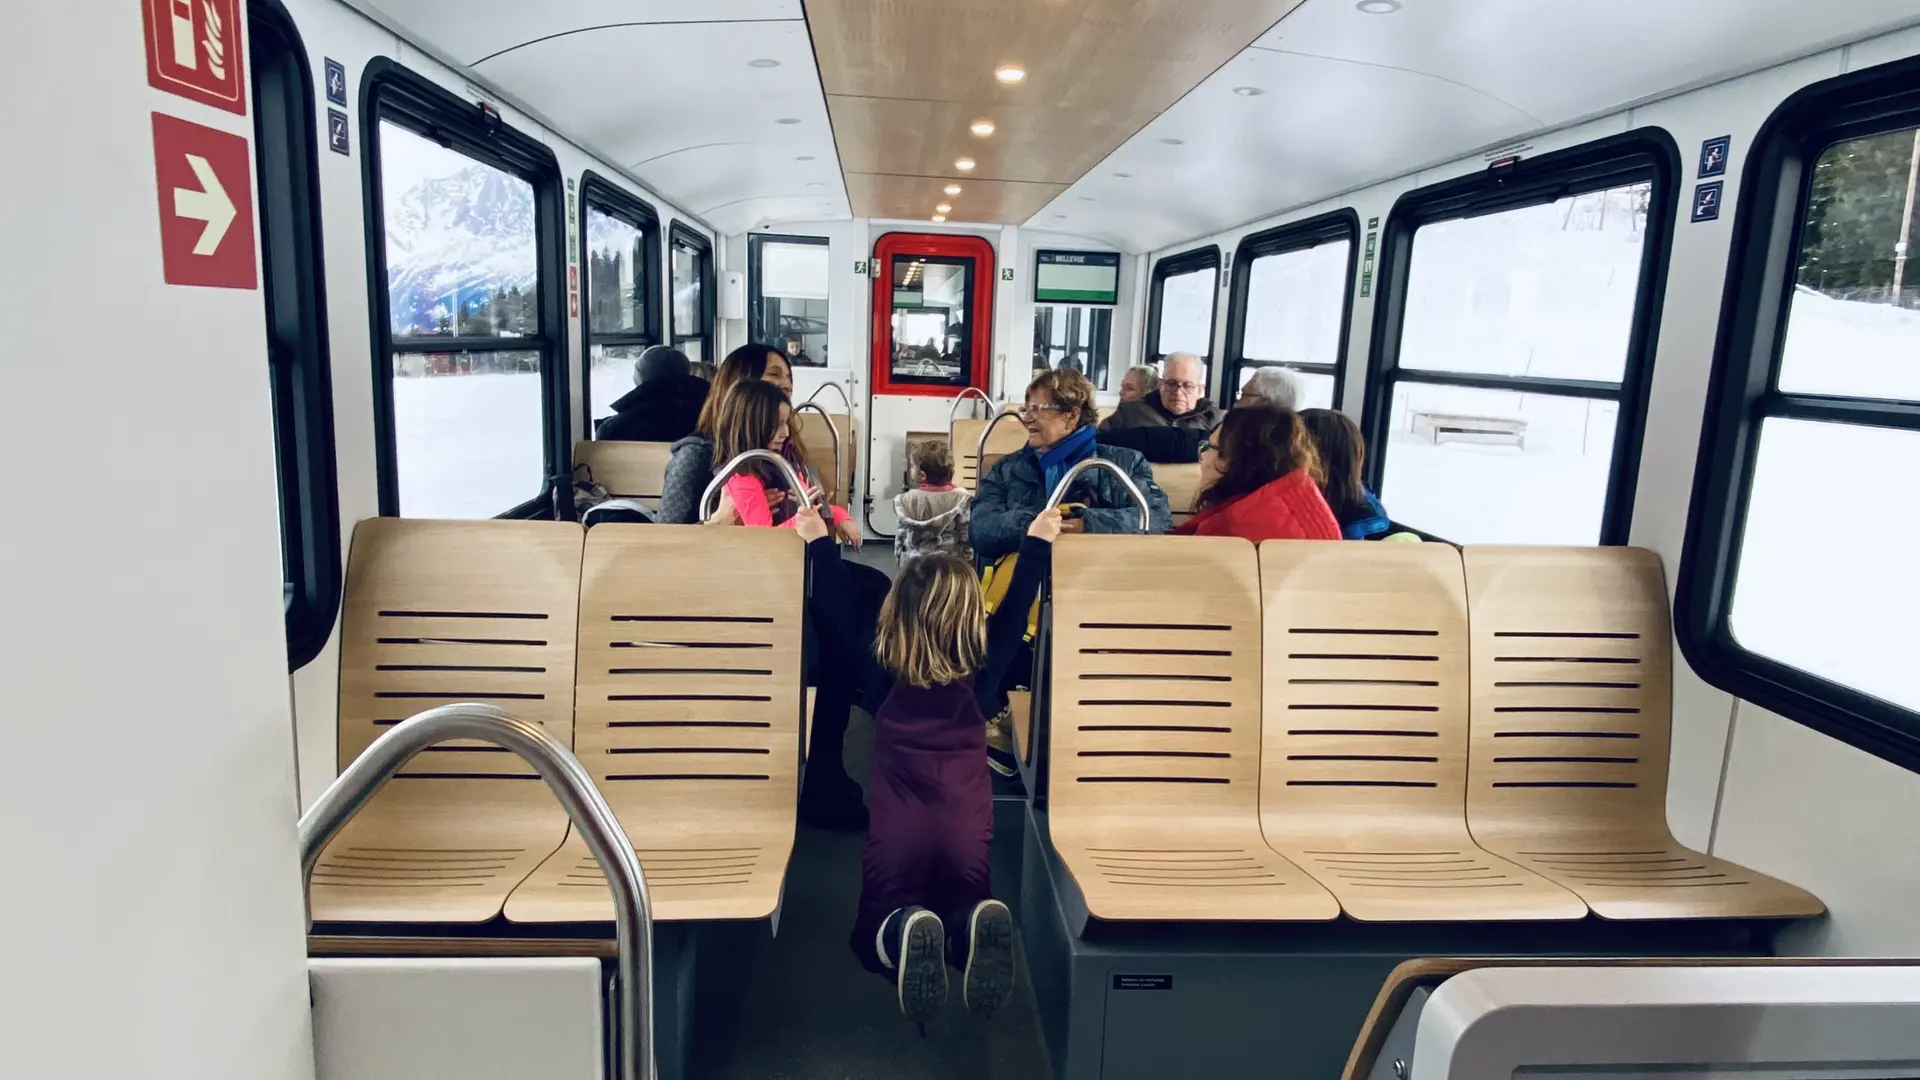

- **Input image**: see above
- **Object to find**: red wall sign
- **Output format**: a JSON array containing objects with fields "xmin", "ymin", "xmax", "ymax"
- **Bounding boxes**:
[
  {"xmin": 142, "ymin": 0, "xmax": 246, "ymax": 115},
  {"xmin": 151, "ymin": 112, "xmax": 257, "ymax": 290}
]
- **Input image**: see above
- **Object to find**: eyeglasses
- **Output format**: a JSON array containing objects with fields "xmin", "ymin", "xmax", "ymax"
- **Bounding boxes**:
[
  {"xmin": 1018, "ymin": 402, "xmax": 1071, "ymax": 417},
  {"xmin": 1161, "ymin": 380, "xmax": 1203, "ymax": 393},
  {"xmin": 1199, "ymin": 441, "xmax": 1217, "ymax": 455}
]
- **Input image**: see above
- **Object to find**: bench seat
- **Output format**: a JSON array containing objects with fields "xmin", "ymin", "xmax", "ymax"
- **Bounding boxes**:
[{"xmin": 574, "ymin": 439, "xmax": 673, "ymax": 507}]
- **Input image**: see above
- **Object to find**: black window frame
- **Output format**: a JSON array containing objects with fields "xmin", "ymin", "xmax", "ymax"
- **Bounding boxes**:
[
  {"xmin": 580, "ymin": 171, "xmax": 662, "ymax": 434},
  {"xmin": 669, "ymin": 222, "xmax": 716, "ymax": 363},
  {"xmin": 1361, "ymin": 128, "xmax": 1679, "ymax": 546},
  {"xmin": 1144, "ymin": 244, "xmax": 1223, "ymax": 371},
  {"xmin": 1678, "ymin": 55, "xmax": 1920, "ymax": 774},
  {"xmin": 1224, "ymin": 209, "xmax": 1361, "ymax": 410},
  {"xmin": 746, "ymin": 231, "xmax": 829, "ymax": 359},
  {"xmin": 359, "ymin": 58, "xmax": 570, "ymax": 520},
  {"xmin": 252, "ymin": 0, "xmax": 340, "ymax": 671}
]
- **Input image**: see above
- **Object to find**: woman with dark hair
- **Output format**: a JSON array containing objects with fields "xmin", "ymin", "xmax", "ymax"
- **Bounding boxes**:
[
  {"xmin": 1173, "ymin": 408, "xmax": 1341, "ymax": 542},
  {"xmin": 705, "ymin": 380, "xmax": 853, "ymax": 535},
  {"xmin": 1299, "ymin": 408, "xmax": 1393, "ymax": 540},
  {"xmin": 657, "ymin": 342, "xmax": 805, "ymax": 525}
]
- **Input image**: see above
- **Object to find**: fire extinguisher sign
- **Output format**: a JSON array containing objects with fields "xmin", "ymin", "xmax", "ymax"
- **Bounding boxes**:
[{"xmin": 141, "ymin": 0, "xmax": 247, "ymax": 116}]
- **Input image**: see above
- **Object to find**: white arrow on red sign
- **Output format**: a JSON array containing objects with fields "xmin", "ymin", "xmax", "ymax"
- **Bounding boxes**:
[{"xmin": 173, "ymin": 154, "xmax": 236, "ymax": 256}]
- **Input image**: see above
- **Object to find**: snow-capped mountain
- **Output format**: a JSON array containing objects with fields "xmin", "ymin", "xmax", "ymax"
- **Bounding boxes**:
[{"xmin": 385, "ymin": 165, "xmax": 538, "ymax": 336}]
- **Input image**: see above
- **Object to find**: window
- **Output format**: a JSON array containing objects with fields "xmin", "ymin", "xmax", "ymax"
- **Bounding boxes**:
[
  {"xmin": 1364, "ymin": 131, "xmax": 1676, "ymax": 545},
  {"xmin": 1033, "ymin": 306, "xmax": 1114, "ymax": 388},
  {"xmin": 253, "ymin": 0, "xmax": 339, "ymax": 671},
  {"xmin": 1226, "ymin": 210, "xmax": 1359, "ymax": 412},
  {"xmin": 581, "ymin": 173, "xmax": 660, "ymax": 428},
  {"xmin": 887, "ymin": 256, "xmax": 975, "ymax": 387},
  {"xmin": 1679, "ymin": 57, "xmax": 1920, "ymax": 772},
  {"xmin": 1146, "ymin": 246, "xmax": 1221, "ymax": 367},
  {"xmin": 670, "ymin": 224, "xmax": 714, "ymax": 364},
  {"xmin": 749, "ymin": 233, "xmax": 829, "ymax": 368},
  {"xmin": 363, "ymin": 61, "xmax": 568, "ymax": 520}
]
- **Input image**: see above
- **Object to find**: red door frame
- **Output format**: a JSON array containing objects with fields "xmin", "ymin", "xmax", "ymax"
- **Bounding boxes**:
[{"xmin": 869, "ymin": 232, "xmax": 995, "ymax": 398}]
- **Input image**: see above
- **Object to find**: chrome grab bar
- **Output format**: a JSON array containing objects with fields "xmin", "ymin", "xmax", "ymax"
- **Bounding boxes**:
[
  {"xmin": 298, "ymin": 704, "xmax": 655, "ymax": 1080},
  {"xmin": 700, "ymin": 449, "xmax": 813, "ymax": 521},
  {"xmin": 791, "ymin": 402, "xmax": 843, "ymax": 504},
  {"xmin": 1043, "ymin": 456, "xmax": 1153, "ymax": 534},
  {"xmin": 973, "ymin": 409, "xmax": 1026, "ymax": 487},
  {"xmin": 804, "ymin": 381, "xmax": 854, "ymax": 415},
  {"xmin": 947, "ymin": 386, "xmax": 997, "ymax": 425}
]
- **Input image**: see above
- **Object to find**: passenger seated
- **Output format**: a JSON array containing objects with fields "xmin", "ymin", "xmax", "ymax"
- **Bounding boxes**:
[
  {"xmin": 972, "ymin": 368, "xmax": 1171, "ymax": 562},
  {"xmin": 894, "ymin": 442, "xmax": 971, "ymax": 567},
  {"xmin": 1118, "ymin": 364, "xmax": 1158, "ymax": 404},
  {"xmin": 705, "ymin": 379, "xmax": 858, "ymax": 541},
  {"xmin": 793, "ymin": 503, "xmax": 1062, "ymax": 1026},
  {"xmin": 1098, "ymin": 352, "xmax": 1224, "ymax": 434},
  {"xmin": 1300, "ymin": 408, "xmax": 1394, "ymax": 540},
  {"xmin": 594, "ymin": 345, "xmax": 709, "ymax": 443},
  {"xmin": 658, "ymin": 343, "xmax": 800, "ymax": 524},
  {"xmin": 1172, "ymin": 407, "xmax": 1341, "ymax": 542},
  {"xmin": 1236, "ymin": 365, "xmax": 1304, "ymax": 410}
]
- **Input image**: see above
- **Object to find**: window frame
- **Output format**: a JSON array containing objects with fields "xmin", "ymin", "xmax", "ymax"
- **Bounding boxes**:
[
  {"xmin": 1678, "ymin": 55, "xmax": 1920, "ymax": 773},
  {"xmin": 359, "ymin": 58, "xmax": 570, "ymax": 520},
  {"xmin": 252, "ymin": 0, "xmax": 340, "ymax": 671},
  {"xmin": 1361, "ymin": 128, "xmax": 1680, "ymax": 546},
  {"xmin": 746, "ymin": 231, "xmax": 829, "ymax": 354},
  {"xmin": 580, "ymin": 171, "xmax": 662, "ymax": 433},
  {"xmin": 669, "ymin": 222, "xmax": 716, "ymax": 362},
  {"xmin": 1144, "ymin": 244, "xmax": 1223, "ymax": 371},
  {"xmin": 1224, "ymin": 208, "xmax": 1361, "ymax": 410}
]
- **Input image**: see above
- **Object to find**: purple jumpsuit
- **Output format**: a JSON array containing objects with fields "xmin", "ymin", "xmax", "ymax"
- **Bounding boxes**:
[{"xmin": 803, "ymin": 535, "xmax": 1051, "ymax": 974}]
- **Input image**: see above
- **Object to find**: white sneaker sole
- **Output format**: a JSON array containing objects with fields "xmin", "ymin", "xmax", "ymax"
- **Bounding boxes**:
[{"xmin": 897, "ymin": 909, "xmax": 948, "ymax": 1024}]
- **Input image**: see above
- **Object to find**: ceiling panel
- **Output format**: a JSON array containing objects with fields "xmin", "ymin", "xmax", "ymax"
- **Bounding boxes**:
[
  {"xmin": 361, "ymin": 0, "xmax": 802, "ymax": 65},
  {"xmin": 845, "ymin": 174, "xmax": 1068, "ymax": 225},
  {"xmin": 807, "ymin": 0, "xmax": 1308, "ymax": 220}
]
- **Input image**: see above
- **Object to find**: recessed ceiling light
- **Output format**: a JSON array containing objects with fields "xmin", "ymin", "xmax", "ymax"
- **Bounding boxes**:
[
  {"xmin": 994, "ymin": 64, "xmax": 1025, "ymax": 84},
  {"xmin": 954, "ymin": 157, "xmax": 976, "ymax": 171},
  {"xmin": 1160, "ymin": 137, "xmax": 1184, "ymax": 146},
  {"xmin": 970, "ymin": 118, "xmax": 996, "ymax": 137},
  {"xmin": 1113, "ymin": 171, "xmax": 1132, "ymax": 178},
  {"xmin": 1077, "ymin": 196, "xmax": 1094, "ymax": 202},
  {"xmin": 944, "ymin": 184, "xmax": 963, "ymax": 195},
  {"xmin": 776, "ymin": 117, "xmax": 802, "ymax": 125},
  {"xmin": 807, "ymin": 181, "xmax": 825, "ymax": 188},
  {"xmin": 1233, "ymin": 86, "xmax": 1264, "ymax": 97},
  {"xmin": 1356, "ymin": 0, "xmax": 1401, "ymax": 11},
  {"xmin": 936, "ymin": 203, "xmax": 953, "ymax": 214},
  {"xmin": 796, "ymin": 155, "xmax": 815, "ymax": 161},
  {"xmin": 748, "ymin": 58, "xmax": 781, "ymax": 68},
  {"xmin": 932, "ymin": 214, "xmax": 947, "ymax": 223},
  {"xmin": 1052, "ymin": 213, "xmax": 1068, "ymax": 219}
]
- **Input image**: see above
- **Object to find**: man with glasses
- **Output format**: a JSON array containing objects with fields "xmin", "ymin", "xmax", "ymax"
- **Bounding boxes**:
[{"xmin": 1096, "ymin": 352, "xmax": 1226, "ymax": 462}]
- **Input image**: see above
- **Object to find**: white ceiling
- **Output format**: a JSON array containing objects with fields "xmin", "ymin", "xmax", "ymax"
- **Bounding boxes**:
[{"xmin": 360, "ymin": 0, "xmax": 1920, "ymax": 249}]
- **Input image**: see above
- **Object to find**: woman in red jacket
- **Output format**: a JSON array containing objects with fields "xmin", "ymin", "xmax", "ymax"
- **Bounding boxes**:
[{"xmin": 1173, "ymin": 406, "xmax": 1342, "ymax": 542}]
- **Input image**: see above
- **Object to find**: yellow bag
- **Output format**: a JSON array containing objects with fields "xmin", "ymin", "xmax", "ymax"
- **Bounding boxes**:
[{"xmin": 981, "ymin": 504, "xmax": 1080, "ymax": 641}]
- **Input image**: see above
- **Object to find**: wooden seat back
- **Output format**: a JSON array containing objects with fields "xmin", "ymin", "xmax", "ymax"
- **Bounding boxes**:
[
  {"xmin": 954, "ymin": 412, "xmax": 1027, "ymax": 495},
  {"xmin": 795, "ymin": 409, "xmax": 856, "ymax": 509},
  {"xmin": 1462, "ymin": 546, "xmax": 1823, "ymax": 919},
  {"xmin": 505, "ymin": 526, "xmax": 806, "ymax": 923},
  {"xmin": 316, "ymin": 519, "xmax": 584, "ymax": 923},
  {"xmin": 573, "ymin": 440, "xmax": 673, "ymax": 506},
  {"xmin": 1152, "ymin": 462, "xmax": 1205, "ymax": 527}
]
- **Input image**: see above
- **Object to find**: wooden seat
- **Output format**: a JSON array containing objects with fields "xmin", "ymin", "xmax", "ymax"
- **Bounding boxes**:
[
  {"xmin": 313, "ymin": 519, "xmax": 583, "ymax": 923},
  {"xmin": 1152, "ymin": 463, "xmax": 1204, "ymax": 527},
  {"xmin": 1462, "ymin": 547, "xmax": 1823, "ymax": 920},
  {"xmin": 1257, "ymin": 542, "xmax": 1586, "ymax": 921},
  {"xmin": 954, "ymin": 412, "xmax": 1026, "ymax": 495},
  {"xmin": 795, "ymin": 409, "xmax": 857, "ymax": 509},
  {"xmin": 1047, "ymin": 536, "xmax": 1339, "ymax": 921},
  {"xmin": 505, "ymin": 526, "xmax": 804, "ymax": 923},
  {"xmin": 574, "ymin": 440, "xmax": 673, "ymax": 507}
]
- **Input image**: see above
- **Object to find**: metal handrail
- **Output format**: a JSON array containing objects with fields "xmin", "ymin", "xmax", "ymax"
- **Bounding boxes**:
[
  {"xmin": 947, "ymin": 386, "xmax": 997, "ymax": 425},
  {"xmin": 804, "ymin": 381, "xmax": 853, "ymax": 415},
  {"xmin": 792, "ymin": 402, "xmax": 843, "ymax": 504},
  {"xmin": 972, "ymin": 409, "xmax": 1026, "ymax": 487},
  {"xmin": 298, "ymin": 704, "xmax": 655, "ymax": 1080},
  {"xmin": 1043, "ymin": 456, "xmax": 1154, "ymax": 533},
  {"xmin": 699, "ymin": 449, "xmax": 813, "ymax": 520}
]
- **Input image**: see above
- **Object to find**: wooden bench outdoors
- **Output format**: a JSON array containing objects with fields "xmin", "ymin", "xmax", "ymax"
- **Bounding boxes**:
[
  {"xmin": 1410, "ymin": 411, "xmax": 1527, "ymax": 449},
  {"xmin": 573, "ymin": 440, "xmax": 673, "ymax": 508},
  {"xmin": 312, "ymin": 519, "xmax": 583, "ymax": 923},
  {"xmin": 1151, "ymin": 462, "xmax": 1204, "ymax": 528}
]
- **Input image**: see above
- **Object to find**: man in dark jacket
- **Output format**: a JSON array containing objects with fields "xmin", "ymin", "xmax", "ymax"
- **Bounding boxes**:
[
  {"xmin": 1098, "ymin": 352, "xmax": 1224, "ymax": 437},
  {"xmin": 595, "ymin": 345, "xmax": 709, "ymax": 443}
]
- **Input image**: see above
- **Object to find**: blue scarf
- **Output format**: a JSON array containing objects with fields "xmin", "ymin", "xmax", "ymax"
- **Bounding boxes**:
[
  {"xmin": 1344, "ymin": 490, "xmax": 1392, "ymax": 541},
  {"xmin": 1033, "ymin": 425, "xmax": 1099, "ymax": 497}
]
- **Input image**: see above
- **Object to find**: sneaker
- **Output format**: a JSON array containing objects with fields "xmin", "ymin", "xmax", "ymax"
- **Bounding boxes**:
[
  {"xmin": 960, "ymin": 899, "xmax": 1016, "ymax": 1017},
  {"xmin": 986, "ymin": 709, "xmax": 1018, "ymax": 778},
  {"xmin": 891, "ymin": 907, "xmax": 949, "ymax": 1024}
]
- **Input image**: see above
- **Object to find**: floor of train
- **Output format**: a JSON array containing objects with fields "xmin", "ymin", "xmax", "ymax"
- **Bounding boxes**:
[{"xmin": 699, "ymin": 540, "xmax": 1054, "ymax": 1080}]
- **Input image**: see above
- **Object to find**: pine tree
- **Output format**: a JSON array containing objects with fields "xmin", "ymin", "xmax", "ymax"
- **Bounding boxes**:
[{"xmin": 1799, "ymin": 128, "xmax": 1920, "ymax": 300}]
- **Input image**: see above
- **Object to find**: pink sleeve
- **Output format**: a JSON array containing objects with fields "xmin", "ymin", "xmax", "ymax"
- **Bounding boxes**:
[
  {"xmin": 724, "ymin": 475, "xmax": 777, "ymax": 527},
  {"xmin": 775, "ymin": 503, "xmax": 853, "ymax": 531}
]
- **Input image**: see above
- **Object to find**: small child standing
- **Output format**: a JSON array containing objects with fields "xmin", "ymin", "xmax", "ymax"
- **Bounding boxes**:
[
  {"xmin": 893, "ymin": 442, "xmax": 972, "ymax": 567},
  {"xmin": 794, "ymin": 502, "xmax": 1060, "ymax": 1026}
]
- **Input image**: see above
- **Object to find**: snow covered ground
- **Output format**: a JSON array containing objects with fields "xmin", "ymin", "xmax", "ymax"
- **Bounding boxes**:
[
  {"xmin": 392, "ymin": 370, "xmax": 545, "ymax": 519},
  {"xmin": 1780, "ymin": 287, "xmax": 1920, "ymax": 401}
]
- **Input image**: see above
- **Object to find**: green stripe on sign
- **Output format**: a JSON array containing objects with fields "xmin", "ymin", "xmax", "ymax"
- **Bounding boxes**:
[{"xmin": 1036, "ymin": 288, "xmax": 1116, "ymax": 302}]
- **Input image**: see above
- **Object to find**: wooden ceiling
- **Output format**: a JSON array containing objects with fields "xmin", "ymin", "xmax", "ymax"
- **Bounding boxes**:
[{"xmin": 806, "ymin": 0, "xmax": 1309, "ymax": 224}]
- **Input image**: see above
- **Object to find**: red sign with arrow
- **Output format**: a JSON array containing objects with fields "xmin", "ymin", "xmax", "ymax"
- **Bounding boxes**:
[{"xmin": 150, "ymin": 112, "xmax": 257, "ymax": 290}]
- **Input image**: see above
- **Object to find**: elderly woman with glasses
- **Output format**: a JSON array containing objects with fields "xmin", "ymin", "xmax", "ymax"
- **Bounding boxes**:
[{"xmin": 970, "ymin": 369, "xmax": 1172, "ymax": 564}]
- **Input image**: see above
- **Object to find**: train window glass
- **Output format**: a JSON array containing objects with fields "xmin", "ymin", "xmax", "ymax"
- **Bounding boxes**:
[
  {"xmin": 888, "ymin": 256, "xmax": 974, "ymax": 386},
  {"xmin": 582, "ymin": 177, "xmax": 660, "ymax": 427},
  {"xmin": 1033, "ymin": 306, "xmax": 1113, "ymax": 387},
  {"xmin": 1147, "ymin": 246, "xmax": 1222, "ymax": 366},
  {"xmin": 253, "ymin": 0, "xmax": 338, "ymax": 671},
  {"xmin": 1229, "ymin": 213, "xmax": 1358, "ymax": 411},
  {"xmin": 670, "ymin": 226, "xmax": 713, "ymax": 364},
  {"xmin": 1366, "ymin": 133, "xmax": 1674, "ymax": 547},
  {"xmin": 364, "ymin": 60, "xmax": 568, "ymax": 521},
  {"xmin": 749, "ymin": 234, "xmax": 830, "ymax": 368},
  {"xmin": 1681, "ymin": 70, "xmax": 1920, "ymax": 771}
]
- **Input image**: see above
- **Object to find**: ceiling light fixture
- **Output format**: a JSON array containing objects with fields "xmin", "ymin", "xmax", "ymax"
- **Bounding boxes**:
[
  {"xmin": 1113, "ymin": 171, "xmax": 1132, "ymax": 178},
  {"xmin": 944, "ymin": 184, "xmax": 963, "ymax": 195},
  {"xmin": 1078, "ymin": 196, "xmax": 1094, "ymax": 202},
  {"xmin": 932, "ymin": 214, "xmax": 947, "ymax": 223},
  {"xmin": 1356, "ymin": 0, "xmax": 1402, "ymax": 12},
  {"xmin": 807, "ymin": 181, "xmax": 825, "ymax": 188},
  {"xmin": 1233, "ymin": 86, "xmax": 1264, "ymax": 97},
  {"xmin": 776, "ymin": 117, "xmax": 802, "ymax": 125},
  {"xmin": 796, "ymin": 155, "xmax": 816, "ymax": 161},
  {"xmin": 970, "ymin": 118, "xmax": 996, "ymax": 137},
  {"xmin": 994, "ymin": 64, "xmax": 1025, "ymax": 84},
  {"xmin": 1160, "ymin": 137, "xmax": 1184, "ymax": 146},
  {"xmin": 954, "ymin": 157, "xmax": 976, "ymax": 171},
  {"xmin": 748, "ymin": 58, "xmax": 781, "ymax": 68},
  {"xmin": 936, "ymin": 203, "xmax": 952, "ymax": 214}
]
